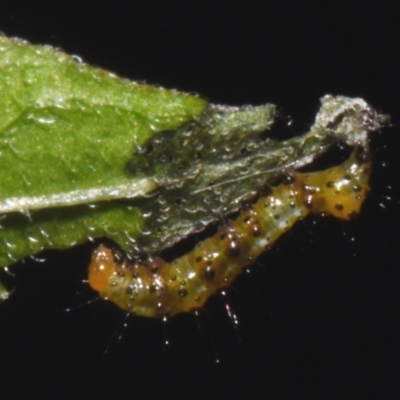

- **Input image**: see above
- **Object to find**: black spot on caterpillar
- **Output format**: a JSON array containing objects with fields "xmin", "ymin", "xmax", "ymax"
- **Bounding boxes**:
[{"xmin": 89, "ymin": 148, "xmax": 371, "ymax": 318}]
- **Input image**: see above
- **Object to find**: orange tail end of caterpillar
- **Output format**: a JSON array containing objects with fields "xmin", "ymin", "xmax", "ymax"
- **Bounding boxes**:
[
  {"xmin": 88, "ymin": 246, "xmax": 117, "ymax": 293},
  {"xmin": 88, "ymin": 148, "xmax": 371, "ymax": 318}
]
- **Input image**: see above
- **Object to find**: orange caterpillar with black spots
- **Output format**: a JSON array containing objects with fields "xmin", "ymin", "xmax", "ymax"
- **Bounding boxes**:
[{"xmin": 88, "ymin": 149, "xmax": 371, "ymax": 318}]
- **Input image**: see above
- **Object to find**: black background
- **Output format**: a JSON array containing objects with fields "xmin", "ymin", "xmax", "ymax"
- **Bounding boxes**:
[{"xmin": 0, "ymin": 1, "xmax": 399, "ymax": 398}]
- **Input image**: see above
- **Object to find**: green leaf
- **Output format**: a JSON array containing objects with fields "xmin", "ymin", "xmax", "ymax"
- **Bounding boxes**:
[
  {"xmin": 0, "ymin": 36, "xmax": 207, "ymax": 205},
  {"xmin": 0, "ymin": 35, "xmax": 389, "ymax": 300},
  {"xmin": 0, "ymin": 36, "xmax": 206, "ymax": 276}
]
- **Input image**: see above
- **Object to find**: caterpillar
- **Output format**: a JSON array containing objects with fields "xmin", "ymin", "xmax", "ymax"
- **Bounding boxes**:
[{"xmin": 88, "ymin": 147, "xmax": 371, "ymax": 318}]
